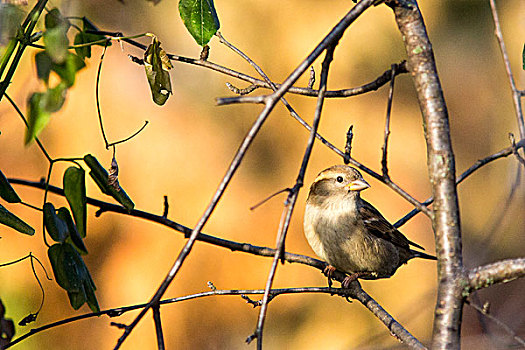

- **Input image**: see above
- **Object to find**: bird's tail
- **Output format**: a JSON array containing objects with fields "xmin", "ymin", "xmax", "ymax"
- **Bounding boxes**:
[{"xmin": 410, "ymin": 250, "xmax": 437, "ymax": 261}]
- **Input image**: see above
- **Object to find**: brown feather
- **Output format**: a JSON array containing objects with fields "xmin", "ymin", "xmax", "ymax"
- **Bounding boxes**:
[{"xmin": 358, "ymin": 199, "xmax": 425, "ymax": 251}]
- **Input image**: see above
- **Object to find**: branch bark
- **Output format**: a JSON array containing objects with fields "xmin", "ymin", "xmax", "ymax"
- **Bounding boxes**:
[
  {"xmin": 467, "ymin": 258, "xmax": 525, "ymax": 293},
  {"xmin": 392, "ymin": 1, "xmax": 463, "ymax": 348}
]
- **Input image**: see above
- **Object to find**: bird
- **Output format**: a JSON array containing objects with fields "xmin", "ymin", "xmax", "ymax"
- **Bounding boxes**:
[{"xmin": 303, "ymin": 165, "xmax": 436, "ymax": 288}]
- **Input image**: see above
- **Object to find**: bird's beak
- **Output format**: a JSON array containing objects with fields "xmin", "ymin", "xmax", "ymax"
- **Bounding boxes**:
[{"xmin": 346, "ymin": 178, "xmax": 370, "ymax": 192}]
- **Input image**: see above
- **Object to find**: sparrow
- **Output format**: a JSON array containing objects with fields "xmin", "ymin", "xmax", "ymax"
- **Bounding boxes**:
[{"xmin": 304, "ymin": 165, "xmax": 436, "ymax": 288}]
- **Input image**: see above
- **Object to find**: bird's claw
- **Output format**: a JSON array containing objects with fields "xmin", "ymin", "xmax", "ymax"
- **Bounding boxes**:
[
  {"xmin": 323, "ymin": 265, "xmax": 336, "ymax": 288},
  {"xmin": 342, "ymin": 274, "xmax": 359, "ymax": 289}
]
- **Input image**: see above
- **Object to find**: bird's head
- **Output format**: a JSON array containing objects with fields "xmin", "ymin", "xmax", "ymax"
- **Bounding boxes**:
[{"xmin": 308, "ymin": 165, "xmax": 370, "ymax": 203}]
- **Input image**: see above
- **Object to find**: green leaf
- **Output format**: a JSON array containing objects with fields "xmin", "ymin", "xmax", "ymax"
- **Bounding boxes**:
[
  {"xmin": 57, "ymin": 207, "xmax": 88, "ymax": 254},
  {"xmin": 63, "ymin": 167, "xmax": 87, "ymax": 238},
  {"xmin": 73, "ymin": 18, "xmax": 111, "ymax": 59},
  {"xmin": 43, "ymin": 82, "xmax": 67, "ymax": 112},
  {"xmin": 0, "ymin": 169, "xmax": 21, "ymax": 203},
  {"xmin": 35, "ymin": 51, "xmax": 52, "ymax": 84},
  {"xmin": 48, "ymin": 243, "xmax": 83, "ymax": 292},
  {"xmin": 179, "ymin": 0, "xmax": 220, "ymax": 46},
  {"xmin": 143, "ymin": 36, "xmax": 173, "ymax": 105},
  {"xmin": 49, "ymin": 242, "xmax": 99, "ymax": 311},
  {"xmin": 42, "ymin": 8, "xmax": 71, "ymax": 64},
  {"xmin": 73, "ymin": 31, "xmax": 90, "ymax": 60},
  {"xmin": 45, "ymin": 8, "xmax": 70, "ymax": 31},
  {"xmin": 48, "ymin": 242, "xmax": 98, "ymax": 312},
  {"xmin": 44, "ymin": 25, "xmax": 69, "ymax": 63},
  {"xmin": 84, "ymin": 280, "xmax": 100, "ymax": 312},
  {"xmin": 43, "ymin": 9, "xmax": 70, "ymax": 64},
  {"xmin": 24, "ymin": 84, "xmax": 69, "ymax": 145},
  {"xmin": 0, "ymin": 3, "xmax": 25, "ymax": 46},
  {"xmin": 35, "ymin": 51, "xmax": 86, "ymax": 88},
  {"xmin": 83, "ymin": 154, "xmax": 135, "ymax": 211},
  {"xmin": 67, "ymin": 290, "xmax": 86, "ymax": 310},
  {"xmin": 25, "ymin": 92, "xmax": 51, "ymax": 145},
  {"xmin": 80, "ymin": 18, "xmax": 107, "ymax": 46},
  {"xmin": 43, "ymin": 202, "xmax": 68, "ymax": 243},
  {"xmin": 0, "ymin": 203, "xmax": 34, "ymax": 235},
  {"xmin": 52, "ymin": 52, "xmax": 86, "ymax": 88}
]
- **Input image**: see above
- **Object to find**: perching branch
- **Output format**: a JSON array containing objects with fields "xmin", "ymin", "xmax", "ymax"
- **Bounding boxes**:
[
  {"xmin": 5, "ymin": 183, "xmax": 425, "ymax": 348},
  {"xmin": 7, "ymin": 284, "xmax": 424, "ymax": 349}
]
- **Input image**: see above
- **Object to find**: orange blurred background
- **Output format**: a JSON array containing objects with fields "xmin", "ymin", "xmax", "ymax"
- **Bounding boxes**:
[{"xmin": 1, "ymin": 0, "xmax": 524, "ymax": 349}]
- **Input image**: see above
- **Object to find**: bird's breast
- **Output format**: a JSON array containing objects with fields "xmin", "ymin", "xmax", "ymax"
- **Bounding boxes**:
[{"xmin": 303, "ymin": 196, "xmax": 358, "ymax": 261}]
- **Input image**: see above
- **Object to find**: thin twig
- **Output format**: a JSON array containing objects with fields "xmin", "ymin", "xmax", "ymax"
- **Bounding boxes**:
[
  {"xmin": 393, "ymin": 138, "xmax": 525, "ymax": 228},
  {"xmin": 4, "ymin": 93, "xmax": 52, "ymax": 162},
  {"xmin": 254, "ymin": 44, "xmax": 336, "ymax": 349},
  {"xmin": 0, "ymin": 253, "xmax": 50, "ymax": 326},
  {"xmin": 96, "ymin": 42, "xmax": 110, "ymax": 148},
  {"xmin": 249, "ymin": 188, "xmax": 291, "ymax": 211},
  {"xmin": 381, "ymin": 64, "xmax": 396, "ymax": 179},
  {"xmin": 96, "ymin": 41, "xmax": 148, "ymax": 149},
  {"xmin": 466, "ymin": 299, "xmax": 525, "ymax": 347},
  {"xmin": 7, "ymin": 179, "xmax": 425, "ymax": 347},
  {"xmin": 7, "ymin": 285, "xmax": 423, "ymax": 349},
  {"xmin": 107, "ymin": 121, "xmax": 149, "ymax": 148},
  {"xmin": 216, "ymin": 35, "xmax": 430, "ymax": 218},
  {"xmin": 307, "ymin": 66, "xmax": 315, "ymax": 89},
  {"xmin": 7, "ymin": 287, "xmax": 342, "ymax": 348},
  {"xmin": 87, "ymin": 29, "xmax": 408, "ymax": 99},
  {"xmin": 489, "ymin": 0, "xmax": 525, "ymax": 139},
  {"xmin": 162, "ymin": 195, "xmax": 169, "ymax": 217},
  {"xmin": 86, "ymin": 28, "xmax": 425, "ymax": 216},
  {"xmin": 509, "ymin": 133, "xmax": 525, "ymax": 167},
  {"xmin": 152, "ymin": 304, "xmax": 165, "ymax": 350},
  {"xmin": 344, "ymin": 125, "xmax": 354, "ymax": 165}
]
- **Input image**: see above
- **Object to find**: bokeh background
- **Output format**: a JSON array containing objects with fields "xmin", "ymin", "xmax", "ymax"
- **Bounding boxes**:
[{"xmin": 1, "ymin": 0, "xmax": 524, "ymax": 349}]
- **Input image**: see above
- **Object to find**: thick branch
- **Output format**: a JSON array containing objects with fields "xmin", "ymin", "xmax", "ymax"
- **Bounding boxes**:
[
  {"xmin": 392, "ymin": 1, "xmax": 463, "ymax": 349},
  {"xmin": 466, "ymin": 258, "xmax": 525, "ymax": 294}
]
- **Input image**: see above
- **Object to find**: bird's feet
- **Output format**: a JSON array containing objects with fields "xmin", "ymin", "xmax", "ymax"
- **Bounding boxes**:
[
  {"xmin": 341, "ymin": 272, "xmax": 377, "ymax": 288},
  {"xmin": 341, "ymin": 273, "xmax": 360, "ymax": 289},
  {"xmin": 323, "ymin": 265, "xmax": 336, "ymax": 288}
]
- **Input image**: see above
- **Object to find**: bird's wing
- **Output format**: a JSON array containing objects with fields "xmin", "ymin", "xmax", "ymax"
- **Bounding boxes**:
[{"xmin": 358, "ymin": 199, "xmax": 425, "ymax": 250}]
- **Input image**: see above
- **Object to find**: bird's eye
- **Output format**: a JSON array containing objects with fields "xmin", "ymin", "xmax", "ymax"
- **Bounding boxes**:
[{"xmin": 336, "ymin": 176, "xmax": 344, "ymax": 183}]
